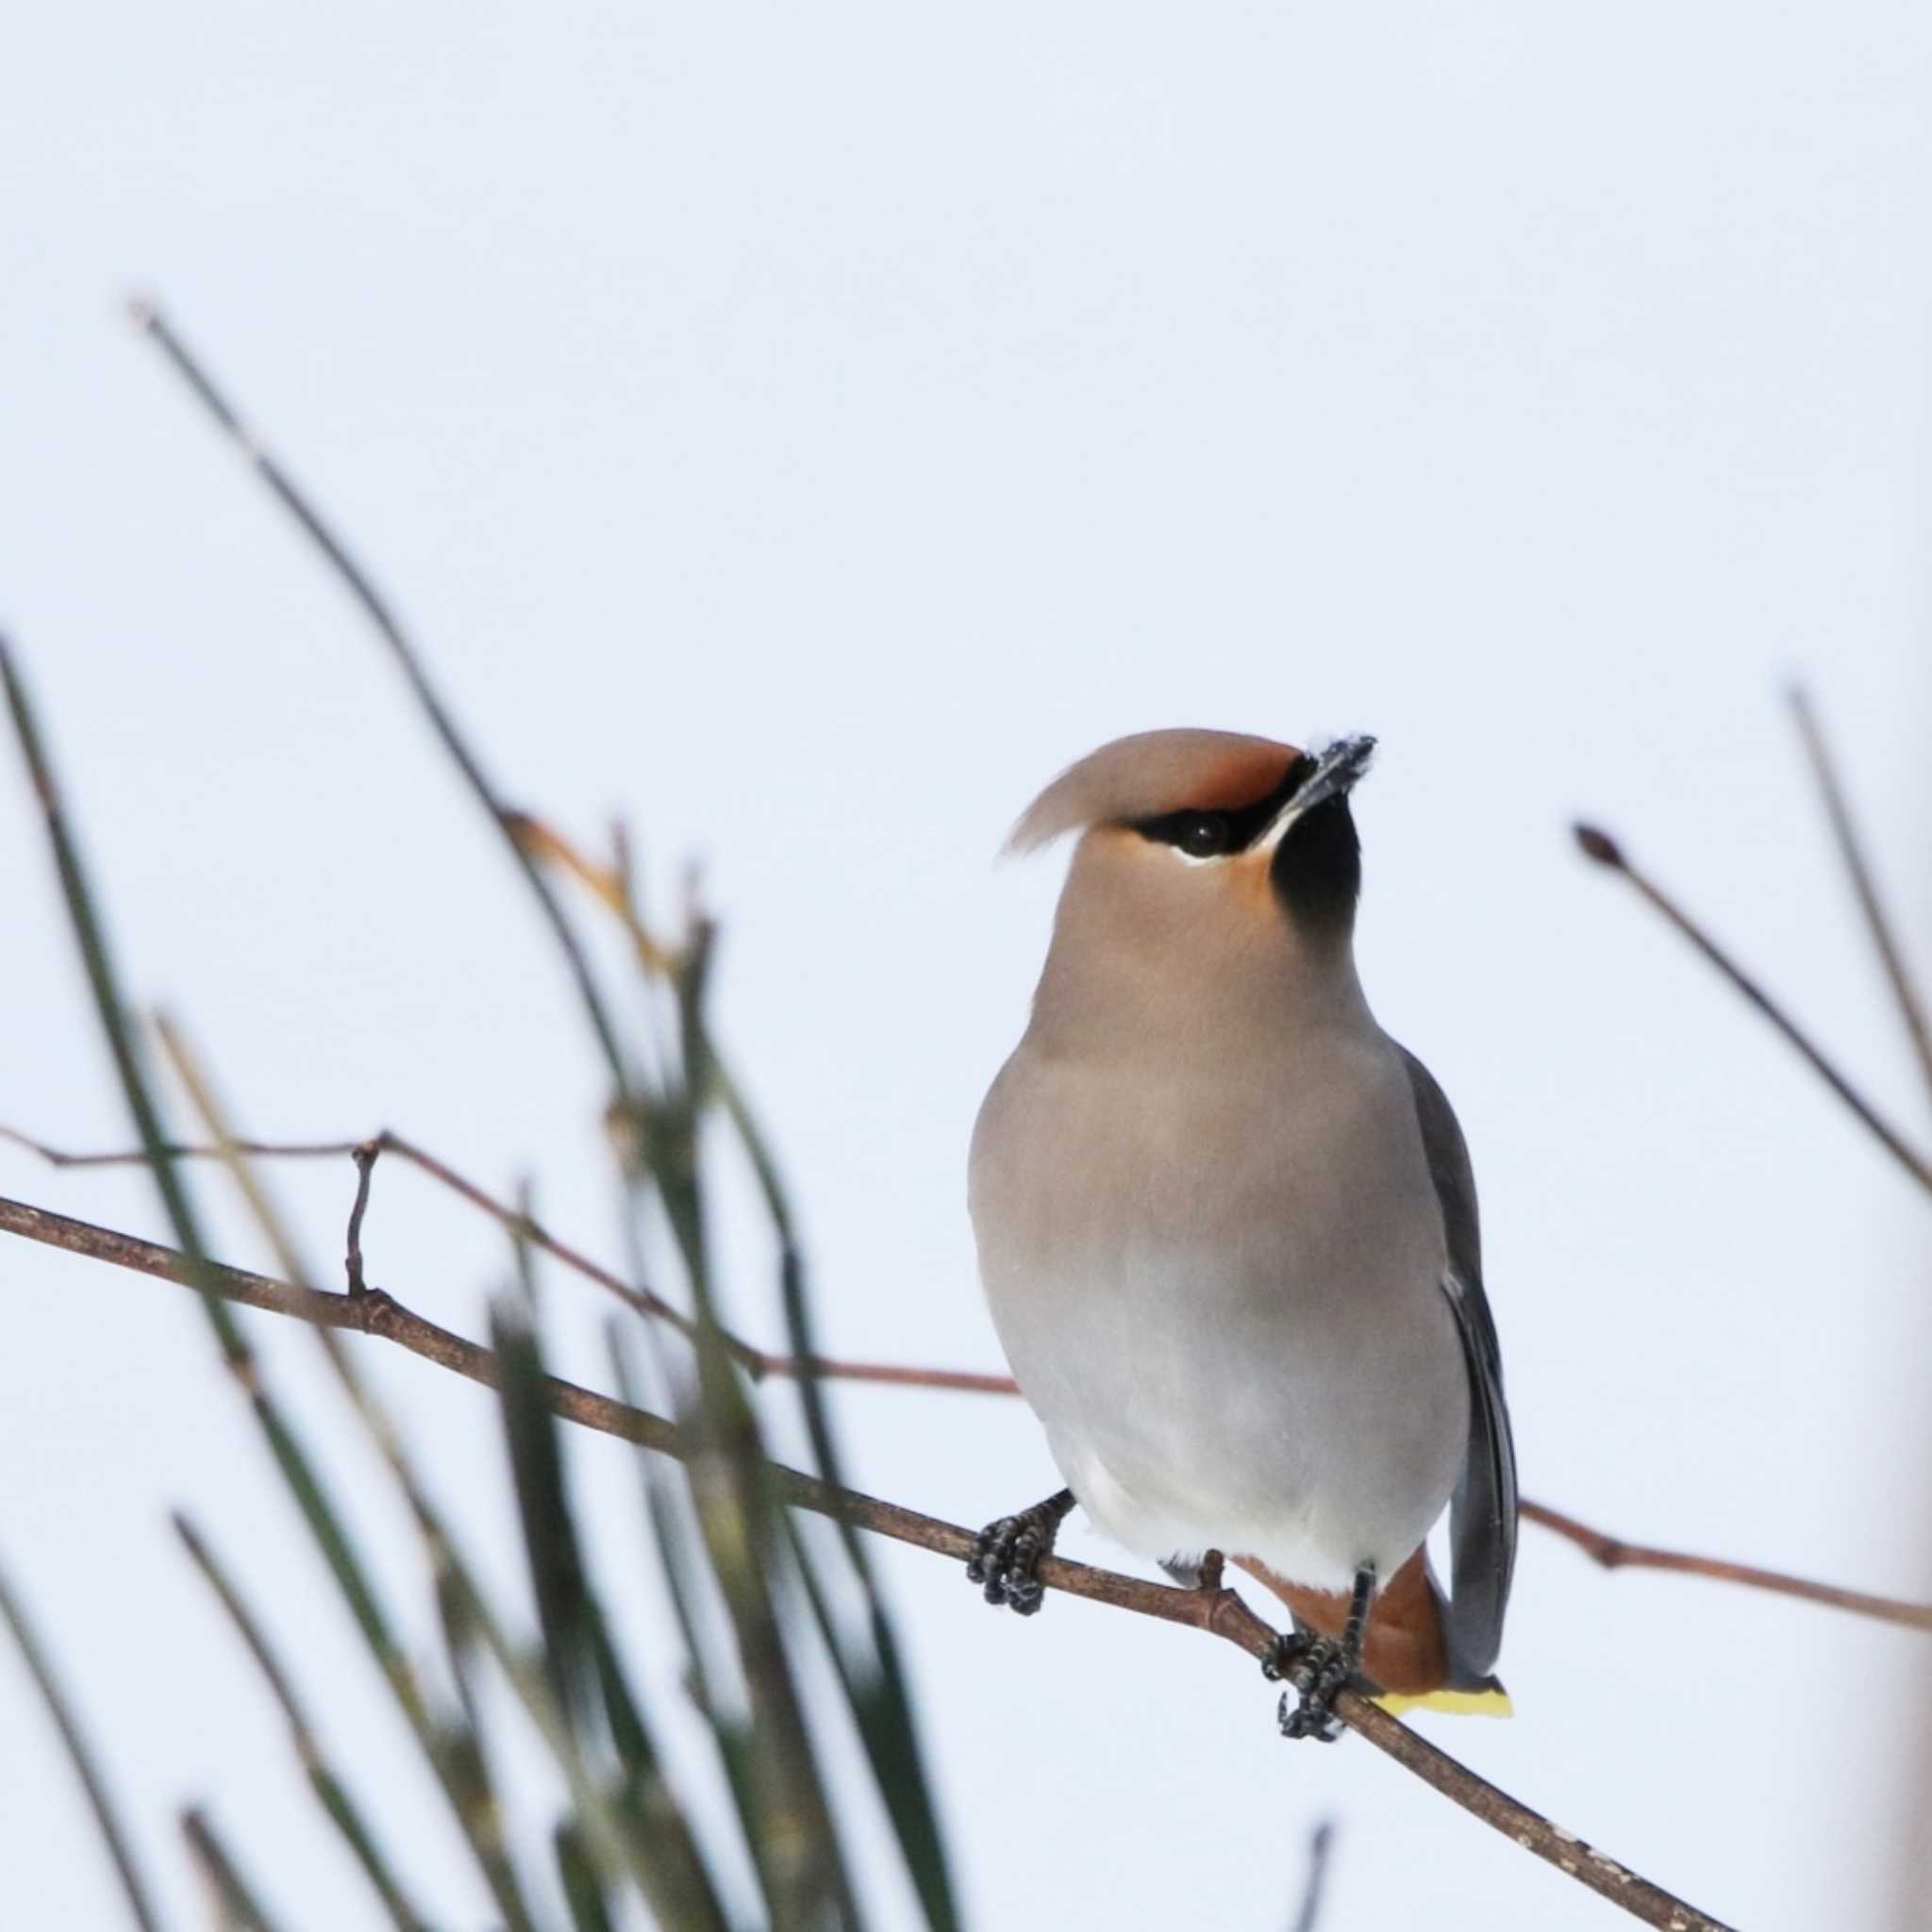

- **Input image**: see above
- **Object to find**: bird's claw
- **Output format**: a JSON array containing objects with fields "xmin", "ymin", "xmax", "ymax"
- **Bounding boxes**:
[
  {"xmin": 966, "ymin": 1496, "xmax": 1070, "ymax": 1614},
  {"xmin": 1273, "ymin": 1636, "xmax": 1352, "ymax": 1743},
  {"xmin": 966, "ymin": 1513, "xmax": 1050, "ymax": 1613},
  {"xmin": 1258, "ymin": 1630, "xmax": 1307, "ymax": 1683}
]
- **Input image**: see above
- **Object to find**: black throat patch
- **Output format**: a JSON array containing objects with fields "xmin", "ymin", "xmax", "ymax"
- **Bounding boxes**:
[{"xmin": 1271, "ymin": 788, "xmax": 1362, "ymax": 934}]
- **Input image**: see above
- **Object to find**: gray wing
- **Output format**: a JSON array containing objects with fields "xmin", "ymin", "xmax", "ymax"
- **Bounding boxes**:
[{"xmin": 1399, "ymin": 1047, "xmax": 1518, "ymax": 1684}]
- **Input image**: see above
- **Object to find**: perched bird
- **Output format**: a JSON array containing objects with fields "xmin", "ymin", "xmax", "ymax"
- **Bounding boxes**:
[{"xmin": 966, "ymin": 729, "xmax": 1516, "ymax": 1738}]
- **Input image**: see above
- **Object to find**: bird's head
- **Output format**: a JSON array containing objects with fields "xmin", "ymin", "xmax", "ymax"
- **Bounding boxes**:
[
  {"xmin": 1010, "ymin": 725, "xmax": 1374, "ymax": 932},
  {"xmin": 1005, "ymin": 728, "xmax": 1377, "ymax": 1045}
]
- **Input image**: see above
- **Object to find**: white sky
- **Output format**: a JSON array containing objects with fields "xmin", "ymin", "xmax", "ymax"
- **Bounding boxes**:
[{"xmin": 5, "ymin": 5, "xmax": 1931, "ymax": 1928}]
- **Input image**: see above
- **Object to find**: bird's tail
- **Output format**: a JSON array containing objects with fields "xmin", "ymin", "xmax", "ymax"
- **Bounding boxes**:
[{"xmin": 1374, "ymin": 1680, "xmax": 1513, "ymax": 1719}]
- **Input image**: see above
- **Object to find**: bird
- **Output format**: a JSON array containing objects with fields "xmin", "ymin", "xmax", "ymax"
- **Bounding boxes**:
[{"xmin": 965, "ymin": 728, "xmax": 1516, "ymax": 1739}]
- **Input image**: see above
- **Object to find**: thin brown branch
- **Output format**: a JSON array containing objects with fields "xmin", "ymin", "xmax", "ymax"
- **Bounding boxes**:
[
  {"xmin": 1521, "ymin": 1500, "xmax": 1932, "ymax": 1632},
  {"xmin": 8, "ymin": 1124, "xmax": 1929, "ymax": 1635},
  {"xmin": 1787, "ymin": 685, "xmax": 1932, "ymax": 1110},
  {"xmin": 0, "ymin": 1189, "xmax": 1732, "ymax": 1930},
  {"xmin": 127, "ymin": 299, "xmax": 634, "ymax": 1096},
  {"xmin": 0, "ymin": 1124, "xmax": 1015, "ymax": 1394},
  {"xmin": 1573, "ymin": 824, "xmax": 1932, "ymax": 1196},
  {"xmin": 345, "ymin": 1141, "xmax": 378, "ymax": 1296}
]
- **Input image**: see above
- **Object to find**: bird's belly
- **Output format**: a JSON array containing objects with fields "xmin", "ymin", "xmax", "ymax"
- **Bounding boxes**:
[
  {"xmin": 971, "ymin": 1059, "xmax": 1469, "ymax": 1591},
  {"xmin": 987, "ymin": 1250, "xmax": 1459, "ymax": 1590}
]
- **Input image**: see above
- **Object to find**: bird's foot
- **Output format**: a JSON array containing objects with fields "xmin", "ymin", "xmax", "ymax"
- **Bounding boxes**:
[
  {"xmin": 965, "ymin": 1489, "xmax": 1074, "ymax": 1615},
  {"xmin": 1274, "ymin": 1637, "xmax": 1352, "ymax": 1743},
  {"xmin": 1268, "ymin": 1559, "xmax": 1376, "ymax": 1744},
  {"xmin": 1258, "ymin": 1628, "xmax": 1311, "ymax": 1683}
]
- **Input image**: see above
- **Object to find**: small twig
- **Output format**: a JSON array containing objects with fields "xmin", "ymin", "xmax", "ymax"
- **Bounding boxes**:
[
  {"xmin": 345, "ymin": 1141, "xmax": 378, "ymax": 1296},
  {"xmin": 173, "ymin": 1513, "xmax": 433, "ymax": 1932},
  {"xmin": 1290, "ymin": 1820, "xmax": 1337, "ymax": 1932},
  {"xmin": 127, "ymin": 299, "xmax": 634, "ymax": 1097},
  {"xmin": 1787, "ymin": 685, "xmax": 1932, "ymax": 1110},
  {"xmin": 503, "ymin": 812, "xmax": 682, "ymax": 978},
  {"xmin": 8, "ymin": 1124, "xmax": 1929, "ymax": 1635},
  {"xmin": 0, "ymin": 1189, "xmax": 1733, "ymax": 1931},
  {"xmin": 1521, "ymin": 1500, "xmax": 1932, "ymax": 1632},
  {"xmin": 0, "ymin": 1557, "xmax": 168, "ymax": 1932},
  {"xmin": 0, "ymin": 1124, "xmax": 1012, "ymax": 1390},
  {"xmin": 1574, "ymin": 824, "xmax": 1932, "ymax": 1197},
  {"xmin": 181, "ymin": 1807, "xmax": 277, "ymax": 1932}
]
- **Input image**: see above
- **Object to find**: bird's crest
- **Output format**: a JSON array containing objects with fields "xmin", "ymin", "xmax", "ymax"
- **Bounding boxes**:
[{"xmin": 1006, "ymin": 728, "xmax": 1301, "ymax": 855}]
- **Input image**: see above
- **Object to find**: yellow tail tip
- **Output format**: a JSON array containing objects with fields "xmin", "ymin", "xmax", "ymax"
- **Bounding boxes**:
[{"xmin": 1374, "ymin": 1685, "xmax": 1514, "ymax": 1720}]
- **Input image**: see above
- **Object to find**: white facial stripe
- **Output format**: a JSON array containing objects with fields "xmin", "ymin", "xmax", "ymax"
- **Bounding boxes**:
[
  {"xmin": 1252, "ymin": 797, "xmax": 1307, "ymax": 857},
  {"xmin": 1253, "ymin": 737, "xmax": 1376, "ymax": 855}
]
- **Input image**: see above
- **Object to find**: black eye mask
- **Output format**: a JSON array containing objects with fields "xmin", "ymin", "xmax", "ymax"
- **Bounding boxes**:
[{"xmin": 1128, "ymin": 754, "xmax": 1320, "ymax": 857}]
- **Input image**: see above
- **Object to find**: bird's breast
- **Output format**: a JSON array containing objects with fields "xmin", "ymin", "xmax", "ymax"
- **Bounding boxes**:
[{"xmin": 968, "ymin": 1033, "xmax": 1468, "ymax": 1585}]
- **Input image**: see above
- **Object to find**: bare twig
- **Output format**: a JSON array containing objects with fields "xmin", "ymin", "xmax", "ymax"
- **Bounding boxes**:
[
  {"xmin": 1787, "ymin": 685, "xmax": 1932, "ymax": 1109},
  {"xmin": 503, "ymin": 812, "xmax": 681, "ymax": 978},
  {"xmin": 1574, "ymin": 824, "xmax": 1932, "ymax": 1196},
  {"xmin": 181, "ymin": 1807, "xmax": 277, "ymax": 1932},
  {"xmin": 3, "ymin": 643, "xmax": 542, "ymax": 1930},
  {"xmin": 7, "ymin": 1124, "xmax": 1928, "ymax": 1636},
  {"xmin": 1289, "ymin": 1819, "xmax": 1336, "ymax": 1932},
  {"xmin": 1521, "ymin": 1500, "xmax": 1932, "ymax": 1632},
  {"xmin": 0, "ymin": 1189, "xmax": 1733, "ymax": 1932},
  {"xmin": 173, "ymin": 1513, "xmax": 433, "ymax": 1932},
  {"xmin": 127, "ymin": 300, "xmax": 633, "ymax": 1096},
  {"xmin": 344, "ymin": 1141, "xmax": 378, "ymax": 1297},
  {"xmin": 0, "ymin": 1557, "xmax": 168, "ymax": 1932},
  {"xmin": 0, "ymin": 1124, "xmax": 1012, "ymax": 1391}
]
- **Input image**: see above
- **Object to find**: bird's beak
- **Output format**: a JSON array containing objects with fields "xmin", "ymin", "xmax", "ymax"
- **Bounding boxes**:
[{"xmin": 1253, "ymin": 735, "xmax": 1377, "ymax": 855}]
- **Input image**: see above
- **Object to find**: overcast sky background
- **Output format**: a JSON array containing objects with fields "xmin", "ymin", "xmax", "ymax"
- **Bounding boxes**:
[{"xmin": 5, "ymin": 5, "xmax": 1932, "ymax": 1928}]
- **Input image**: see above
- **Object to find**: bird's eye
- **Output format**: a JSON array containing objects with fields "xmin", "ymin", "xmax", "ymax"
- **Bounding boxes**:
[
  {"xmin": 1130, "ymin": 807, "xmax": 1241, "ymax": 856},
  {"xmin": 1177, "ymin": 813, "xmax": 1231, "ymax": 858}
]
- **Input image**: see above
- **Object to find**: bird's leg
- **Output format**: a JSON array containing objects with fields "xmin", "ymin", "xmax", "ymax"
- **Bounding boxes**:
[
  {"xmin": 966, "ymin": 1489, "xmax": 1075, "ymax": 1615},
  {"xmin": 1158, "ymin": 1548, "xmax": 1224, "ymax": 1592},
  {"xmin": 1276, "ymin": 1561, "xmax": 1376, "ymax": 1743}
]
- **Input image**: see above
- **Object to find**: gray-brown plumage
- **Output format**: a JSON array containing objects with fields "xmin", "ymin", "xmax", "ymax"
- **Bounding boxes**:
[{"xmin": 967, "ymin": 728, "xmax": 1516, "ymax": 1729}]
